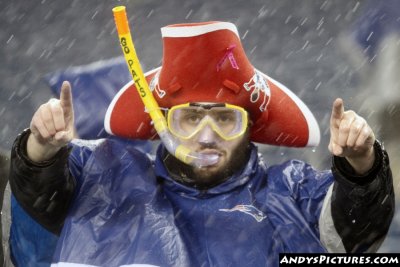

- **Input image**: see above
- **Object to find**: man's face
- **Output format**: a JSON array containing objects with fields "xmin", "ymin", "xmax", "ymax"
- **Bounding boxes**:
[{"xmin": 166, "ymin": 103, "xmax": 251, "ymax": 188}]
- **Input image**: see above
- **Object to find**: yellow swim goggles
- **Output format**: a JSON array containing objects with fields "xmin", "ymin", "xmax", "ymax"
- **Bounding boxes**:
[{"xmin": 167, "ymin": 103, "xmax": 248, "ymax": 141}]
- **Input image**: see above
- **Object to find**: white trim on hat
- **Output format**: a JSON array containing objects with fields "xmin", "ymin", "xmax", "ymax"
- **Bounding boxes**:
[
  {"xmin": 260, "ymin": 71, "xmax": 321, "ymax": 147},
  {"xmin": 104, "ymin": 67, "xmax": 161, "ymax": 135},
  {"xmin": 161, "ymin": 22, "xmax": 239, "ymax": 38}
]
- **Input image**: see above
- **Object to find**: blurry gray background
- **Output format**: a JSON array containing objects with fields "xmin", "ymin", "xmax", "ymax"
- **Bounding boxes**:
[{"xmin": 1, "ymin": 0, "xmax": 399, "ymax": 264}]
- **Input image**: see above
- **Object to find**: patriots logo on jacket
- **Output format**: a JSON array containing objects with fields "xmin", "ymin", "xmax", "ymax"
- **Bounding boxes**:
[{"xmin": 219, "ymin": 204, "xmax": 267, "ymax": 222}]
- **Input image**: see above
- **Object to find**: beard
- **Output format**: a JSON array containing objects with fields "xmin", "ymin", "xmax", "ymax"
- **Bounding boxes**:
[{"xmin": 163, "ymin": 134, "xmax": 252, "ymax": 190}]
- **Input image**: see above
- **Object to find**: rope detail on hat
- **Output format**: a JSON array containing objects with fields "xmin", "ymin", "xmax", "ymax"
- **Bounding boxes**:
[{"xmin": 217, "ymin": 44, "xmax": 239, "ymax": 71}]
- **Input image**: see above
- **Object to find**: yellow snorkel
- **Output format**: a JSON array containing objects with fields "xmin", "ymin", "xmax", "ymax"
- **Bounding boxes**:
[{"xmin": 112, "ymin": 6, "xmax": 218, "ymax": 167}]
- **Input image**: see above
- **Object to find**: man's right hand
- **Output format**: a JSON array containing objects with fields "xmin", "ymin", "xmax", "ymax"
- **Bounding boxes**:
[{"xmin": 27, "ymin": 81, "xmax": 75, "ymax": 162}]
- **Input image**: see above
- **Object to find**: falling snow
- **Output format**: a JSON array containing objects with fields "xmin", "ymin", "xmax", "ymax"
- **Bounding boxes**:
[{"xmin": 1, "ymin": 0, "xmax": 400, "ymax": 262}]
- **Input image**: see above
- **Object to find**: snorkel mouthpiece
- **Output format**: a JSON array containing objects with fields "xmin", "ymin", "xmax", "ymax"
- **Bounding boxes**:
[
  {"xmin": 158, "ymin": 130, "xmax": 219, "ymax": 167},
  {"xmin": 113, "ymin": 6, "xmax": 218, "ymax": 168}
]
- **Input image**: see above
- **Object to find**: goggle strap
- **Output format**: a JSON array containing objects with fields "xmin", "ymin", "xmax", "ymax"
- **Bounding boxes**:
[{"xmin": 144, "ymin": 106, "xmax": 168, "ymax": 113}]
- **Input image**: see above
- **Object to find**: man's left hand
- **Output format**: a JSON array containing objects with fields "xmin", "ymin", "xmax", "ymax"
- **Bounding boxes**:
[{"xmin": 329, "ymin": 98, "xmax": 376, "ymax": 175}]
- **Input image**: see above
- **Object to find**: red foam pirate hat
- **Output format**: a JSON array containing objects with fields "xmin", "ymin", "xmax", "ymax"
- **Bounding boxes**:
[{"xmin": 105, "ymin": 21, "xmax": 320, "ymax": 147}]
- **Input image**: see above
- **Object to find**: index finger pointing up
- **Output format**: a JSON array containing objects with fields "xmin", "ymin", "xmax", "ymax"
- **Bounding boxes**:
[
  {"xmin": 60, "ymin": 81, "xmax": 73, "ymax": 110},
  {"xmin": 331, "ymin": 98, "xmax": 344, "ymax": 123}
]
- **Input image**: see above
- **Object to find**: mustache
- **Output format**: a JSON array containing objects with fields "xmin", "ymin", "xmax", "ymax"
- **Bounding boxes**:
[{"xmin": 197, "ymin": 142, "xmax": 221, "ymax": 151}]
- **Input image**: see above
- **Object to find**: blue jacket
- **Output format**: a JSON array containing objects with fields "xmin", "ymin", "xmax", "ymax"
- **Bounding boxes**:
[
  {"xmin": 9, "ymin": 131, "xmax": 394, "ymax": 267},
  {"xmin": 55, "ymin": 139, "xmax": 331, "ymax": 267}
]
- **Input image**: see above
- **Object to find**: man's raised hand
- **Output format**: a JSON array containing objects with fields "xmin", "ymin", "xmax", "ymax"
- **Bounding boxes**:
[
  {"xmin": 27, "ymin": 81, "xmax": 75, "ymax": 162},
  {"xmin": 328, "ymin": 98, "xmax": 376, "ymax": 174}
]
